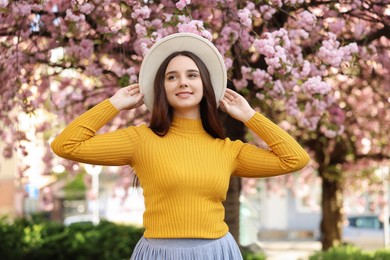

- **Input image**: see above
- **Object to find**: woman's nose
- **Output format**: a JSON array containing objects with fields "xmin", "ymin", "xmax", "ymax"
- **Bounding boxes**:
[{"xmin": 179, "ymin": 78, "xmax": 189, "ymax": 88}]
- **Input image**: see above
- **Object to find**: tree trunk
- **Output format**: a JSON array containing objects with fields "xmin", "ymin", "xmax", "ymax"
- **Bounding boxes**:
[
  {"xmin": 222, "ymin": 113, "xmax": 246, "ymax": 243},
  {"xmin": 223, "ymin": 176, "xmax": 242, "ymax": 242},
  {"xmin": 320, "ymin": 168, "xmax": 344, "ymax": 250}
]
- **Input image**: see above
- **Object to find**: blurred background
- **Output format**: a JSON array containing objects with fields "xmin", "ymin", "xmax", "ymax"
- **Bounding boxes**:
[{"xmin": 0, "ymin": 0, "xmax": 389, "ymax": 259}]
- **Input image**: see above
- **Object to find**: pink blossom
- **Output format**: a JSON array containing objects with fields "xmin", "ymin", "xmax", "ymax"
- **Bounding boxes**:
[
  {"xmin": 217, "ymin": 23, "xmax": 241, "ymax": 54},
  {"xmin": 0, "ymin": 0, "xmax": 8, "ymax": 8},
  {"xmin": 215, "ymin": 43, "xmax": 228, "ymax": 57},
  {"xmin": 70, "ymin": 91, "xmax": 83, "ymax": 101},
  {"xmin": 285, "ymin": 94, "xmax": 300, "ymax": 117},
  {"xmin": 285, "ymin": 0, "xmax": 304, "ymax": 5},
  {"xmin": 176, "ymin": 0, "xmax": 191, "ymax": 10},
  {"xmin": 320, "ymin": 126, "xmax": 337, "ymax": 138},
  {"xmin": 252, "ymin": 69, "xmax": 271, "ymax": 88},
  {"xmin": 130, "ymin": 74, "xmax": 138, "ymax": 83},
  {"xmin": 344, "ymin": 42, "xmax": 358, "ymax": 54},
  {"xmin": 295, "ymin": 11, "xmax": 316, "ymax": 31},
  {"xmin": 311, "ymin": 99, "xmax": 328, "ymax": 111},
  {"xmin": 329, "ymin": 106, "xmax": 346, "ymax": 125},
  {"xmin": 238, "ymin": 8, "xmax": 252, "ymax": 28},
  {"xmin": 35, "ymin": 52, "xmax": 46, "ymax": 60},
  {"xmin": 254, "ymin": 33, "xmax": 278, "ymax": 51},
  {"xmin": 270, "ymin": 80, "xmax": 285, "ymax": 97},
  {"xmin": 260, "ymin": 5, "xmax": 276, "ymax": 20},
  {"xmin": 201, "ymin": 30, "xmax": 212, "ymax": 41},
  {"xmin": 85, "ymin": 63, "xmax": 103, "ymax": 77},
  {"xmin": 151, "ymin": 19, "xmax": 163, "ymax": 30},
  {"xmin": 80, "ymin": 39, "xmax": 94, "ymax": 57},
  {"xmin": 20, "ymin": 29, "xmax": 31, "ymax": 40},
  {"xmin": 253, "ymin": 32, "xmax": 292, "ymax": 74},
  {"xmin": 233, "ymin": 78, "xmax": 248, "ymax": 91},
  {"xmin": 131, "ymin": 5, "xmax": 151, "ymax": 20},
  {"xmin": 241, "ymin": 66, "xmax": 252, "ymax": 79},
  {"xmin": 254, "ymin": 29, "xmax": 292, "ymax": 75},
  {"xmin": 318, "ymin": 33, "xmax": 358, "ymax": 67},
  {"xmin": 289, "ymin": 29, "xmax": 309, "ymax": 39},
  {"xmin": 275, "ymin": 46, "xmax": 288, "ymax": 61},
  {"xmin": 178, "ymin": 14, "xmax": 191, "ymax": 23},
  {"xmin": 177, "ymin": 20, "xmax": 207, "ymax": 36},
  {"xmin": 302, "ymin": 76, "xmax": 331, "ymax": 95},
  {"xmin": 66, "ymin": 39, "xmax": 94, "ymax": 59},
  {"xmin": 125, "ymin": 67, "xmax": 139, "ymax": 83},
  {"xmin": 301, "ymin": 60, "xmax": 311, "ymax": 77},
  {"xmin": 135, "ymin": 24, "xmax": 147, "ymax": 36},
  {"xmin": 351, "ymin": 0, "xmax": 363, "ymax": 9},
  {"xmin": 241, "ymin": 31, "xmax": 255, "ymax": 49},
  {"xmin": 262, "ymin": 44, "xmax": 275, "ymax": 57},
  {"xmin": 136, "ymin": 38, "xmax": 152, "ymax": 56},
  {"xmin": 126, "ymin": 67, "xmax": 136, "ymax": 75},
  {"xmin": 265, "ymin": 57, "xmax": 281, "ymax": 74},
  {"xmin": 353, "ymin": 22, "xmax": 366, "ymax": 39},
  {"xmin": 270, "ymin": 0, "xmax": 283, "ymax": 8},
  {"xmin": 329, "ymin": 19, "xmax": 345, "ymax": 35},
  {"xmin": 12, "ymin": 3, "xmax": 32, "ymax": 16},
  {"xmin": 301, "ymin": 114, "xmax": 321, "ymax": 131},
  {"xmin": 224, "ymin": 58, "xmax": 233, "ymax": 69},
  {"xmin": 79, "ymin": 3, "xmax": 95, "ymax": 14},
  {"xmin": 246, "ymin": 2, "xmax": 255, "ymax": 10},
  {"xmin": 256, "ymin": 93, "xmax": 265, "ymax": 100},
  {"xmin": 65, "ymin": 9, "xmax": 85, "ymax": 22}
]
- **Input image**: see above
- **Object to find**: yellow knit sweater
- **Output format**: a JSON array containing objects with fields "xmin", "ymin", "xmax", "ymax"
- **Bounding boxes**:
[{"xmin": 51, "ymin": 99, "xmax": 310, "ymax": 238}]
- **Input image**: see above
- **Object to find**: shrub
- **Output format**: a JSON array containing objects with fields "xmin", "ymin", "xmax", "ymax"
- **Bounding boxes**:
[
  {"xmin": 0, "ymin": 215, "xmax": 267, "ymax": 259},
  {"xmin": 309, "ymin": 245, "xmax": 390, "ymax": 260},
  {"xmin": 0, "ymin": 216, "xmax": 25, "ymax": 260},
  {"xmin": 241, "ymin": 248, "xmax": 267, "ymax": 260},
  {"xmin": 0, "ymin": 216, "xmax": 144, "ymax": 260}
]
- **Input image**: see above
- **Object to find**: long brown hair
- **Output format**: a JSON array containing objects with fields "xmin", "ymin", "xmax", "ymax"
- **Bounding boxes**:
[{"xmin": 149, "ymin": 51, "xmax": 224, "ymax": 139}]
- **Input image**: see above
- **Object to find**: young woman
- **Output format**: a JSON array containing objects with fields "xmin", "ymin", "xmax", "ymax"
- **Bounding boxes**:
[{"xmin": 51, "ymin": 33, "xmax": 310, "ymax": 259}]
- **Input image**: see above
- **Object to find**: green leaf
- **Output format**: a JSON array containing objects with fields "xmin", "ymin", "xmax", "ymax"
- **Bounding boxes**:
[{"xmin": 118, "ymin": 74, "xmax": 130, "ymax": 88}]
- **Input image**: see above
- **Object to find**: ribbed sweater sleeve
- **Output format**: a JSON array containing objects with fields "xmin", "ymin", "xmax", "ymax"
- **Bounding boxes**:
[
  {"xmin": 233, "ymin": 112, "xmax": 310, "ymax": 177},
  {"xmin": 51, "ymin": 99, "xmax": 141, "ymax": 166}
]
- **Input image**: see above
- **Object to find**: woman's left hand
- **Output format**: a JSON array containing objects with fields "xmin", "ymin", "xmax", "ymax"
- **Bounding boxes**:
[{"xmin": 219, "ymin": 89, "xmax": 256, "ymax": 123}]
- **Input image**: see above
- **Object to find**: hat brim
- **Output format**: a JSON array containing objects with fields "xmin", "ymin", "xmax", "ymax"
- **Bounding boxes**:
[{"xmin": 139, "ymin": 33, "xmax": 227, "ymax": 111}]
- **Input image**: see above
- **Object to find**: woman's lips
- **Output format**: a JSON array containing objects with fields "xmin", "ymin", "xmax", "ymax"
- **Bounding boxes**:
[{"xmin": 175, "ymin": 91, "xmax": 193, "ymax": 97}]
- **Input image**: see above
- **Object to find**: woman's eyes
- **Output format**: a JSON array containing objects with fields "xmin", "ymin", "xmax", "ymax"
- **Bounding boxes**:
[{"xmin": 166, "ymin": 73, "xmax": 199, "ymax": 80}]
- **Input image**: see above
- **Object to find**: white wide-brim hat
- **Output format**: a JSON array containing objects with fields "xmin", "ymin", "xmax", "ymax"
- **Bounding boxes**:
[{"xmin": 139, "ymin": 32, "xmax": 227, "ymax": 111}]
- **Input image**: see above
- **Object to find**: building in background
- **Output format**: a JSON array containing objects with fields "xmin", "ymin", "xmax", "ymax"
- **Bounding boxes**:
[{"xmin": 0, "ymin": 147, "xmax": 23, "ymax": 217}]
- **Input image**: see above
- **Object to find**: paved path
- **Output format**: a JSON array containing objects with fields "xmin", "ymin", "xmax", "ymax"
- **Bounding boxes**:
[{"xmin": 255, "ymin": 240, "xmax": 322, "ymax": 260}]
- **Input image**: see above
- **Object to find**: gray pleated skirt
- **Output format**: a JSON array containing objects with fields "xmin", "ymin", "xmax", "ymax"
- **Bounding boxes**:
[{"xmin": 130, "ymin": 232, "xmax": 243, "ymax": 259}]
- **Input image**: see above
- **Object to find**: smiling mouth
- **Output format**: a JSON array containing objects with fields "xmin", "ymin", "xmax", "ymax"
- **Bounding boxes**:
[{"xmin": 175, "ymin": 92, "xmax": 193, "ymax": 96}]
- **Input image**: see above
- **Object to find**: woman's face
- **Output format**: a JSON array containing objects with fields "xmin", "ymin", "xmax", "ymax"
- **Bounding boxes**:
[{"xmin": 164, "ymin": 55, "xmax": 204, "ymax": 119}]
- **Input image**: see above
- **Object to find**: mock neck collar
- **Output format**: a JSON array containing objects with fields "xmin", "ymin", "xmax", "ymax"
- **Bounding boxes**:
[{"xmin": 171, "ymin": 116, "xmax": 205, "ymax": 133}]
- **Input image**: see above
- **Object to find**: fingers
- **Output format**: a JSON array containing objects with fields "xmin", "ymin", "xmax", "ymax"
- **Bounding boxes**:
[
  {"xmin": 223, "ymin": 89, "xmax": 238, "ymax": 102},
  {"xmin": 135, "ymin": 92, "xmax": 144, "ymax": 101},
  {"xmin": 219, "ymin": 99, "xmax": 227, "ymax": 112},
  {"xmin": 134, "ymin": 91, "xmax": 144, "ymax": 106},
  {"xmin": 127, "ymin": 83, "xmax": 139, "ymax": 90},
  {"xmin": 123, "ymin": 83, "xmax": 138, "ymax": 91},
  {"xmin": 126, "ymin": 84, "xmax": 141, "ymax": 96}
]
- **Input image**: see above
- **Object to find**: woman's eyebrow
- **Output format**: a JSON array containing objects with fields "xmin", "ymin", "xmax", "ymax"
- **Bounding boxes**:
[
  {"xmin": 187, "ymin": 69, "xmax": 200, "ymax": 73},
  {"xmin": 165, "ymin": 69, "xmax": 200, "ymax": 75}
]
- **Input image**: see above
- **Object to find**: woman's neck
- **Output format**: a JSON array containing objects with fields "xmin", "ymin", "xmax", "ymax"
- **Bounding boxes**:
[
  {"xmin": 171, "ymin": 116, "xmax": 205, "ymax": 133},
  {"xmin": 173, "ymin": 108, "xmax": 200, "ymax": 119}
]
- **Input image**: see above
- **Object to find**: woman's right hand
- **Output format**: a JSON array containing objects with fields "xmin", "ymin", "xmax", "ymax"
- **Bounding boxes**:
[{"xmin": 109, "ymin": 84, "xmax": 144, "ymax": 111}]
